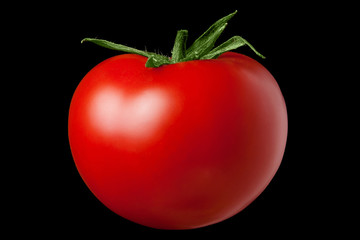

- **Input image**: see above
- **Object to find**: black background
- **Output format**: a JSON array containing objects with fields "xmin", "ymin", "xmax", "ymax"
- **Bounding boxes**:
[{"xmin": 11, "ymin": 1, "xmax": 355, "ymax": 237}]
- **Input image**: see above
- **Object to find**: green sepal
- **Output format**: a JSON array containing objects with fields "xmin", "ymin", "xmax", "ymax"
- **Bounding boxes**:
[
  {"xmin": 81, "ymin": 10, "xmax": 266, "ymax": 68},
  {"xmin": 171, "ymin": 30, "xmax": 188, "ymax": 62},
  {"xmin": 185, "ymin": 11, "xmax": 237, "ymax": 61},
  {"xmin": 81, "ymin": 38, "xmax": 172, "ymax": 67},
  {"xmin": 81, "ymin": 38, "xmax": 151, "ymax": 57},
  {"xmin": 201, "ymin": 36, "xmax": 266, "ymax": 60}
]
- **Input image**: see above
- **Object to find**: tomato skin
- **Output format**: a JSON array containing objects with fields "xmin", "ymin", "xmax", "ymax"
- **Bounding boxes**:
[{"xmin": 68, "ymin": 52, "xmax": 287, "ymax": 229}]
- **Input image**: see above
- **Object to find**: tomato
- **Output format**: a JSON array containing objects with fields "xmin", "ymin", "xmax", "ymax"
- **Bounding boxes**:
[{"xmin": 68, "ymin": 52, "xmax": 287, "ymax": 229}]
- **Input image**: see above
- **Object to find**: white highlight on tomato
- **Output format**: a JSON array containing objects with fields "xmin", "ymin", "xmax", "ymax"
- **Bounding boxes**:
[{"xmin": 89, "ymin": 86, "xmax": 172, "ymax": 142}]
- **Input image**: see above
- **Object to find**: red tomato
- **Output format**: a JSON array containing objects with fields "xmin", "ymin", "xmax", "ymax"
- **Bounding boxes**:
[{"xmin": 68, "ymin": 52, "xmax": 287, "ymax": 229}]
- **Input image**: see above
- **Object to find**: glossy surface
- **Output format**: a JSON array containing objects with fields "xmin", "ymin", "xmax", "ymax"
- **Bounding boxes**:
[{"xmin": 68, "ymin": 52, "xmax": 288, "ymax": 229}]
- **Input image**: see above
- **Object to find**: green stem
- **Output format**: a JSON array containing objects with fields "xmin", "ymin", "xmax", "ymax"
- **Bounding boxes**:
[
  {"xmin": 171, "ymin": 30, "xmax": 188, "ymax": 62},
  {"xmin": 81, "ymin": 10, "xmax": 265, "ymax": 67}
]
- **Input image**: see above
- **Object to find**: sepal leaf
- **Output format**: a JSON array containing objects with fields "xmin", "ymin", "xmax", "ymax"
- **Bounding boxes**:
[
  {"xmin": 201, "ymin": 36, "xmax": 266, "ymax": 60},
  {"xmin": 185, "ymin": 11, "xmax": 237, "ymax": 60}
]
